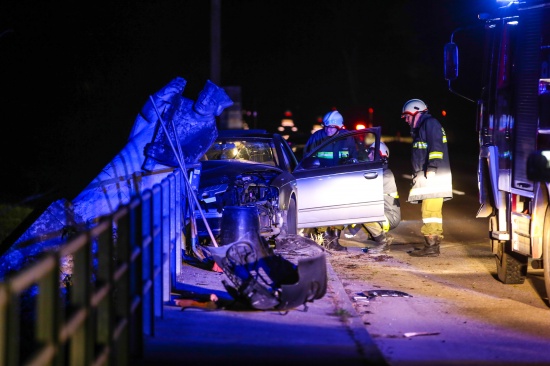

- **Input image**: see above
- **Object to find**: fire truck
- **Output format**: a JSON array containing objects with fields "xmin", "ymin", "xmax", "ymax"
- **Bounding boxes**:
[{"xmin": 444, "ymin": 0, "xmax": 550, "ymax": 301}]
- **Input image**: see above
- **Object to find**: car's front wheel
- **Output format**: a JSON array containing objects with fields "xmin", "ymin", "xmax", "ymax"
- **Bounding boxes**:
[{"xmin": 283, "ymin": 197, "xmax": 297, "ymax": 235}]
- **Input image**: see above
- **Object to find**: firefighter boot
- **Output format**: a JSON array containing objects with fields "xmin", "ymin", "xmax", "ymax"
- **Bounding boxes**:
[
  {"xmin": 325, "ymin": 228, "xmax": 347, "ymax": 252},
  {"xmin": 410, "ymin": 235, "xmax": 441, "ymax": 257},
  {"xmin": 367, "ymin": 233, "xmax": 393, "ymax": 254}
]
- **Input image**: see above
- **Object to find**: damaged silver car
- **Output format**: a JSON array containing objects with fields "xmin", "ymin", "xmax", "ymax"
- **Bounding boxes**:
[
  {"xmin": 188, "ymin": 127, "xmax": 385, "ymax": 248},
  {"xmin": 190, "ymin": 129, "xmax": 299, "ymax": 247}
]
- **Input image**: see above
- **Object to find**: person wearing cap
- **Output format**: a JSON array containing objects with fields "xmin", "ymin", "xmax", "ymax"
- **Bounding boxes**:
[
  {"xmin": 344, "ymin": 141, "xmax": 401, "ymax": 254},
  {"xmin": 401, "ymin": 99, "xmax": 453, "ymax": 257}
]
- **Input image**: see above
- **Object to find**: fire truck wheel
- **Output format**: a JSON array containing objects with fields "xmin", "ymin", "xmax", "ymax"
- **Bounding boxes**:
[
  {"xmin": 495, "ymin": 241, "xmax": 527, "ymax": 284},
  {"xmin": 543, "ymin": 207, "xmax": 550, "ymax": 304},
  {"xmin": 490, "ymin": 216, "xmax": 527, "ymax": 284}
]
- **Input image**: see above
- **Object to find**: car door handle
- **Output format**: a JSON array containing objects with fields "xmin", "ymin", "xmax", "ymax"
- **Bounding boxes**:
[{"xmin": 364, "ymin": 172, "xmax": 378, "ymax": 179}]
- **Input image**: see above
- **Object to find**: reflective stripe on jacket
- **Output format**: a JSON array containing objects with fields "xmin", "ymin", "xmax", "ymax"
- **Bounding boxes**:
[{"xmin": 304, "ymin": 129, "xmax": 357, "ymax": 167}]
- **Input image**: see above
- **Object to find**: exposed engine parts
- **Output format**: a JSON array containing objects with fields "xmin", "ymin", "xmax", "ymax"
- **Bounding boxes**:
[{"xmin": 197, "ymin": 170, "xmax": 284, "ymax": 242}]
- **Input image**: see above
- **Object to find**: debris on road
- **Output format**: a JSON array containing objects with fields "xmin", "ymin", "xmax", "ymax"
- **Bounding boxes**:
[
  {"xmin": 363, "ymin": 290, "xmax": 412, "ymax": 299},
  {"xmin": 209, "ymin": 230, "xmax": 328, "ymax": 311},
  {"xmin": 403, "ymin": 332, "xmax": 440, "ymax": 338},
  {"xmin": 174, "ymin": 298, "xmax": 219, "ymax": 311}
]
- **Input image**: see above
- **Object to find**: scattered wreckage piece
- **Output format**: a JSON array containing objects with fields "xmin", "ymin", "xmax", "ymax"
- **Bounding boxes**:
[
  {"xmin": 208, "ymin": 206, "xmax": 327, "ymax": 311},
  {"xmin": 362, "ymin": 290, "xmax": 413, "ymax": 299},
  {"xmin": 403, "ymin": 332, "xmax": 440, "ymax": 338},
  {"xmin": 174, "ymin": 298, "xmax": 218, "ymax": 311},
  {"xmin": 353, "ymin": 296, "xmax": 370, "ymax": 303},
  {"xmin": 371, "ymin": 332, "xmax": 441, "ymax": 339},
  {"xmin": 174, "ymin": 294, "xmax": 220, "ymax": 311}
]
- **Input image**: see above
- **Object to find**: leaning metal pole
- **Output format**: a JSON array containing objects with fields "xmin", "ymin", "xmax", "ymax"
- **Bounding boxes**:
[{"xmin": 149, "ymin": 96, "xmax": 219, "ymax": 249}]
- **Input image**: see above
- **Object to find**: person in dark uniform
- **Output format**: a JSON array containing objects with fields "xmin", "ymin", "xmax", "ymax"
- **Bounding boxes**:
[
  {"xmin": 303, "ymin": 110, "xmax": 354, "ymax": 251},
  {"xmin": 304, "ymin": 110, "xmax": 345, "ymax": 153},
  {"xmin": 401, "ymin": 99, "xmax": 453, "ymax": 257}
]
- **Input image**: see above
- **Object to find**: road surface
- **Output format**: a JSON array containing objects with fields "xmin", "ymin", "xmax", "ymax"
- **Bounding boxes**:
[{"xmin": 329, "ymin": 141, "xmax": 550, "ymax": 365}]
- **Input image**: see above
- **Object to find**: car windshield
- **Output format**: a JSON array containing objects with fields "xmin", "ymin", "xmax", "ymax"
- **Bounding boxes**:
[{"xmin": 202, "ymin": 139, "xmax": 277, "ymax": 165}]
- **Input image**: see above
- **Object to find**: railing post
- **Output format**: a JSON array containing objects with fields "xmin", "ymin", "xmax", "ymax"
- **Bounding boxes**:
[
  {"xmin": 0, "ymin": 169, "xmax": 186, "ymax": 365},
  {"xmin": 151, "ymin": 185, "xmax": 164, "ymax": 317},
  {"xmin": 140, "ymin": 190, "xmax": 154, "ymax": 337},
  {"xmin": 113, "ymin": 204, "xmax": 132, "ymax": 364},
  {"xmin": 161, "ymin": 177, "xmax": 172, "ymax": 302},
  {"xmin": 174, "ymin": 170, "xmax": 184, "ymax": 286},
  {"xmin": 94, "ymin": 218, "xmax": 116, "ymax": 364},
  {"xmin": 166, "ymin": 170, "xmax": 184, "ymax": 293},
  {"xmin": 128, "ymin": 197, "xmax": 144, "ymax": 360},
  {"xmin": 0, "ymin": 284, "xmax": 7, "ymax": 366},
  {"xmin": 62, "ymin": 233, "xmax": 92, "ymax": 365}
]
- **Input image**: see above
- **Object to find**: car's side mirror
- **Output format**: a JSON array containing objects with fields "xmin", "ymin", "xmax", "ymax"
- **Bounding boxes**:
[
  {"xmin": 444, "ymin": 42, "xmax": 458, "ymax": 81},
  {"xmin": 301, "ymin": 156, "xmax": 321, "ymax": 169},
  {"xmin": 527, "ymin": 151, "xmax": 550, "ymax": 182}
]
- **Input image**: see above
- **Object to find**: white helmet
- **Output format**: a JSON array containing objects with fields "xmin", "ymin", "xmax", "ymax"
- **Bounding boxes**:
[
  {"xmin": 322, "ymin": 110, "xmax": 344, "ymax": 127},
  {"xmin": 401, "ymin": 99, "xmax": 427, "ymax": 117},
  {"xmin": 370, "ymin": 142, "xmax": 389, "ymax": 161}
]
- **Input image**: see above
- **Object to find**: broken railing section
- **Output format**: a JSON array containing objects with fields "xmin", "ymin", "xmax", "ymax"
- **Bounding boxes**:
[
  {"xmin": 142, "ymin": 79, "xmax": 233, "ymax": 171},
  {"xmin": 208, "ymin": 206, "xmax": 327, "ymax": 311},
  {"xmin": 139, "ymin": 77, "xmax": 234, "ymax": 263},
  {"xmin": 0, "ymin": 76, "xmax": 233, "ymax": 279}
]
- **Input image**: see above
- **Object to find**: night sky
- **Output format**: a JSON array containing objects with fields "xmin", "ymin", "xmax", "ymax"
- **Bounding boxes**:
[{"xmin": 0, "ymin": 0, "xmax": 491, "ymax": 204}]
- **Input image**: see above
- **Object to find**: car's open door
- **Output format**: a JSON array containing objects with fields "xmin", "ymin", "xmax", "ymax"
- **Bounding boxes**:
[{"xmin": 293, "ymin": 127, "xmax": 385, "ymax": 229}]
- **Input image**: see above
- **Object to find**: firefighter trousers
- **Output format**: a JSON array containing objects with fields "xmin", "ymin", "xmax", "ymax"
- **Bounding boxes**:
[{"xmin": 420, "ymin": 197, "xmax": 443, "ymax": 236}]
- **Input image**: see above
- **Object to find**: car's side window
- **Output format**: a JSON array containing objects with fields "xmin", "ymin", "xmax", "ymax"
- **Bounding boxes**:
[
  {"xmin": 356, "ymin": 132, "xmax": 378, "ymax": 163},
  {"xmin": 296, "ymin": 130, "xmax": 381, "ymax": 170},
  {"xmin": 312, "ymin": 138, "xmax": 352, "ymax": 167},
  {"xmin": 279, "ymin": 141, "xmax": 297, "ymax": 172},
  {"xmin": 313, "ymin": 131, "xmax": 378, "ymax": 167}
]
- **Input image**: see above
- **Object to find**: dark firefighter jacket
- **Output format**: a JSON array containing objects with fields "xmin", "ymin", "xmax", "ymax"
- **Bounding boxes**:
[
  {"xmin": 303, "ymin": 128, "xmax": 357, "ymax": 167},
  {"xmin": 303, "ymin": 128, "xmax": 332, "ymax": 155},
  {"xmin": 408, "ymin": 113, "xmax": 453, "ymax": 204}
]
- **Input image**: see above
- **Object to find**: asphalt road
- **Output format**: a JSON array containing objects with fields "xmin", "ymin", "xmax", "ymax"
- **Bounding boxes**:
[{"xmin": 328, "ymin": 141, "xmax": 550, "ymax": 365}]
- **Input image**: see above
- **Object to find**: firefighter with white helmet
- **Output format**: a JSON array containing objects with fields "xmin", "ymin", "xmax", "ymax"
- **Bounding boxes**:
[
  {"xmin": 345, "ymin": 141, "xmax": 401, "ymax": 254},
  {"xmin": 303, "ymin": 110, "xmax": 345, "ymax": 155},
  {"xmin": 401, "ymin": 98, "xmax": 453, "ymax": 257},
  {"xmin": 368, "ymin": 141, "xmax": 390, "ymax": 162},
  {"xmin": 324, "ymin": 110, "xmax": 344, "ymax": 126},
  {"xmin": 303, "ymin": 109, "xmax": 356, "ymax": 251},
  {"xmin": 304, "ymin": 110, "xmax": 357, "ymax": 168},
  {"xmin": 401, "ymin": 99, "xmax": 428, "ymax": 117}
]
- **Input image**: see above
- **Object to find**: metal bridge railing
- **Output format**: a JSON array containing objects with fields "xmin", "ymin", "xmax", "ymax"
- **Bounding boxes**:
[{"xmin": 0, "ymin": 169, "xmax": 184, "ymax": 366}]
